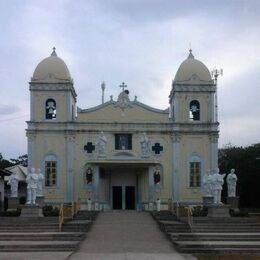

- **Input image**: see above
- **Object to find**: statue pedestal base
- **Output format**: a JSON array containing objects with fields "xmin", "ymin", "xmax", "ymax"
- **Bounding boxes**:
[
  {"xmin": 203, "ymin": 196, "xmax": 214, "ymax": 205},
  {"xmin": 207, "ymin": 204, "xmax": 230, "ymax": 218},
  {"xmin": 36, "ymin": 196, "xmax": 45, "ymax": 207},
  {"xmin": 8, "ymin": 197, "xmax": 19, "ymax": 210},
  {"xmin": 227, "ymin": 196, "xmax": 239, "ymax": 209},
  {"xmin": 20, "ymin": 205, "xmax": 43, "ymax": 217}
]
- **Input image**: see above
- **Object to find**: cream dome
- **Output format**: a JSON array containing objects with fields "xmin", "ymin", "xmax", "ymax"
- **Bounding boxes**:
[
  {"xmin": 32, "ymin": 48, "xmax": 71, "ymax": 82},
  {"xmin": 174, "ymin": 50, "xmax": 212, "ymax": 84}
]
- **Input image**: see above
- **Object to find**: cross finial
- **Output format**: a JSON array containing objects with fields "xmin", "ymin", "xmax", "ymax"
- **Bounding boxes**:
[
  {"xmin": 119, "ymin": 82, "xmax": 127, "ymax": 92},
  {"xmin": 51, "ymin": 46, "xmax": 57, "ymax": 56},
  {"xmin": 188, "ymin": 48, "xmax": 194, "ymax": 59}
]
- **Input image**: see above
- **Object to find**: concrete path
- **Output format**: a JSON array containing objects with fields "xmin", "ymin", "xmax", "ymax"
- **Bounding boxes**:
[{"xmin": 68, "ymin": 211, "xmax": 196, "ymax": 260}]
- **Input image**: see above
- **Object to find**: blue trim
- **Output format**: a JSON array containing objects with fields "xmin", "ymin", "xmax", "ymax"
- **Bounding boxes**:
[
  {"xmin": 148, "ymin": 166, "xmax": 154, "ymax": 202},
  {"xmin": 93, "ymin": 165, "xmax": 99, "ymax": 202},
  {"xmin": 211, "ymin": 142, "xmax": 218, "ymax": 170},
  {"xmin": 42, "ymin": 153, "xmax": 60, "ymax": 189},
  {"xmin": 172, "ymin": 143, "xmax": 180, "ymax": 201},
  {"xmin": 186, "ymin": 153, "xmax": 204, "ymax": 188},
  {"xmin": 78, "ymin": 100, "xmax": 168, "ymax": 114},
  {"xmin": 66, "ymin": 139, "xmax": 74, "ymax": 202}
]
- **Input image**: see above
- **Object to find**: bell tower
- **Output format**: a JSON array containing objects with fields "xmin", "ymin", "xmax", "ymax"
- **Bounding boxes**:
[
  {"xmin": 27, "ymin": 48, "xmax": 77, "ymax": 202},
  {"xmin": 29, "ymin": 47, "xmax": 77, "ymax": 123},
  {"xmin": 169, "ymin": 50, "xmax": 219, "ymax": 201}
]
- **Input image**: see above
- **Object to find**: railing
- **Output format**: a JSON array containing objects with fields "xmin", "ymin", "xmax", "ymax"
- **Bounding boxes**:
[
  {"xmin": 185, "ymin": 205, "xmax": 194, "ymax": 230},
  {"xmin": 168, "ymin": 201, "xmax": 194, "ymax": 230},
  {"xmin": 59, "ymin": 199, "xmax": 81, "ymax": 232},
  {"xmin": 59, "ymin": 203, "xmax": 64, "ymax": 232}
]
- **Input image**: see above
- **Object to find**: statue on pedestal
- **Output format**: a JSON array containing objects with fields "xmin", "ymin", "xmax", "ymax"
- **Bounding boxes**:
[
  {"xmin": 37, "ymin": 168, "xmax": 44, "ymax": 197},
  {"xmin": 212, "ymin": 168, "xmax": 226, "ymax": 204},
  {"xmin": 202, "ymin": 170, "xmax": 213, "ymax": 197},
  {"xmin": 26, "ymin": 168, "xmax": 39, "ymax": 205},
  {"xmin": 140, "ymin": 132, "xmax": 149, "ymax": 157},
  {"xmin": 96, "ymin": 131, "xmax": 107, "ymax": 157},
  {"xmin": 86, "ymin": 167, "xmax": 93, "ymax": 184},
  {"xmin": 7, "ymin": 173, "xmax": 19, "ymax": 197},
  {"xmin": 153, "ymin": 167, "xmax": 161, "ymax": 186},
  {"xmin": 227, "ymin": 168, "xmax": 237, "ymax": 197}
]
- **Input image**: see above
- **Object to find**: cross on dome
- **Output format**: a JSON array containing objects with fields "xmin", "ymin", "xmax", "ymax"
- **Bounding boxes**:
[
  {"xmin": 188, "ymin": 48, "xmax": 194, "ymax": 59},
  {"xmin": 51, "ymin": 47, "xmax": 57, "ymax": 57}
]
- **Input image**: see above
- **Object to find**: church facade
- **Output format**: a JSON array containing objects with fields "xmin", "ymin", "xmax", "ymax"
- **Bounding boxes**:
[{"xmin": 26, "ymin": 48, "xmax": 219, "ymax": 210}]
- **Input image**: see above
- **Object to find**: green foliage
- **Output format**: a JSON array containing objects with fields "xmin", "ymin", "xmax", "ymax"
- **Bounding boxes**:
[
  {"xmin": 10, "ymin": 154, "xmax": 28, "ymax": 167},
  {"xmin": 219, "ymin": 143, "xmax": 260, "ymax": 208},
  {"xmin": 0, "ymin": 153, "xmax": 28, "ymax": 169},
  {"xmin": 0, "ymin": 208, "xmax": 21, "ymax": 217},
  {"xmin": 42, "ymin": 205, "xmax": 59, "ymax": 216},
  {"xmin": 229, "ymin": 209, "xmax": 249, "ymax": 217},
  {"xmin": 192, "ymin": 206, "xmax": 208, "ymax": 217},
  {"xmin": 0, "ymin": 153, "xmax": 13, "ymax": 169}
]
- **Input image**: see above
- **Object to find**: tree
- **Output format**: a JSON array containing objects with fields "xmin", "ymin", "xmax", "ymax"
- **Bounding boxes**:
[
  {"xmin": 0, "ymin": 153, "xmax": 13, "ymax": 169},
  {"xmin": 219, "ymin": 143, "xmax": 260, "ymax": 208},
  {"xmin": 10, "ymin": 154, "xmax": 28, "ymax": 167}
]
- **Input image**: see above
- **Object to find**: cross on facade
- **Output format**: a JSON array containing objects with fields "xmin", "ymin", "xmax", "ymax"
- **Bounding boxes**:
[
  {"xmin": 119, "ymin": 82, "xmax": 127, "ymax": 92},
  {"xmin": 84, "ymin": 142, "xmax": 95, "ymax": 153},
  {"xmin": 152, "ymin": 143, "xmax": 163, "ymax": 155}
]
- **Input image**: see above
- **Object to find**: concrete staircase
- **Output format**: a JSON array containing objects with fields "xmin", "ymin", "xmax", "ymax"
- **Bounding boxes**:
[
  {"xmin": 151, "ymin": 211, "xmax": 260, "ymax": 254},
  {"xmin": 0, "ymin": 211, "xmax": 98, "ymax": 252}
]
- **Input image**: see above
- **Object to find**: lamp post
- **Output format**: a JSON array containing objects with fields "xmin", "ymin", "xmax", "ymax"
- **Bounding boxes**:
[{"xmin": 211, "ymin": 68, "xmax": 223, "ymax": 122}]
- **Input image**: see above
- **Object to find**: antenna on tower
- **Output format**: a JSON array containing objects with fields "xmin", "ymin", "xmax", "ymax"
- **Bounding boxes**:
[
  {"xmin": 101, "ymin": 82, "xmax": 106, "ymax": 104},
  {"xmin": 211, "ymin": 68, "xmax": 223, "ymax": 122}
]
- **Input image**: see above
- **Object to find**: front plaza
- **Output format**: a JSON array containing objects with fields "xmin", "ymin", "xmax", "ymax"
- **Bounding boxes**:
[{"xmin": 26, "ymin": 48, "xmax": 219, "ymax": 210}]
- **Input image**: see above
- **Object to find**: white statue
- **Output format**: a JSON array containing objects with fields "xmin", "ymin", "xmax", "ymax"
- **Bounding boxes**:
[
  {"xmin": 7, "ymin": 173, "xmax": 19, "ymax": 197},
  {"xmin": 202, "ymin": 170, "xmax": 213, "ymax": 197},
  {"xmin": 227, "ymin": 168, "xmax": 237, "ymax": 197},
  {"xmin": 140, "ymin": 132, "xmax": 149, "ymax": 156},
  {"xmin": 26, "ymin": 168, "xmax": 39, "ymax": 205},
  {"xmin": 96, "ymin": 131, "xmax": 107, "ymax": 157},
  {"xmin": 212, "ymin": 168, "xmax": 226, "ymax": 204},
  {"xmin": 37, "ymin": 168, "xmax": 44, "ymax": 197}
]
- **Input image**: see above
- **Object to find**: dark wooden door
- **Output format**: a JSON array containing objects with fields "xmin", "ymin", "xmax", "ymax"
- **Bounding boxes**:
[{"xmin": 113, "ymin": 186, "xmax": 122, "ymax": 209}]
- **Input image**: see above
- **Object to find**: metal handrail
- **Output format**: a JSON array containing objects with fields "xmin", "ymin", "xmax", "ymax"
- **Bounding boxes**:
[
  {"xmin": 185, "ymin": 205, "xmax": 193, "ymax": 230},
  {"xmin": 59, "ymin": 203, "xmax": 64, "ymax": 232}
]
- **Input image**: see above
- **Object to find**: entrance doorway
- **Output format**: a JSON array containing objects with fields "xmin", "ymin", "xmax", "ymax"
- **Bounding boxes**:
[
  {"xmin": 112, "ymin": 186, "xmax": 135, "ymax": 210},
  {"xmin": 112, "ymin": 186, "xmax": 122, "ymax": 209},
  {"xmin": 125, "ymin": 186, "xmax": 135, "ymax": 209}
]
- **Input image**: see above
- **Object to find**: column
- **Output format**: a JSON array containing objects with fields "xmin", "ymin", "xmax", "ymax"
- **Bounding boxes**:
[
  {"xmin": 210, "ymin": 134, "xmax": 218, "ymax": 170},
  {"xmin": 93, "ymin": 165, "xmax": 100, "ymax": 203},
  {"xmin": 66, "ymin": 134, "xmax": 74, "ymax": 202},
  {"xmin": 172, "ymin": 134, "xmax": 181, "ymax": 201},
  {"xmin": 27, "ymin": 134, "xmax": 35, "ymax": 171}
]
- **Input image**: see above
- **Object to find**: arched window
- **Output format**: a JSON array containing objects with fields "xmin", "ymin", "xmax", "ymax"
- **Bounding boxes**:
[
  {"xmin": 188, "ymin": 154, "xmax": 202, "ymax": 187},
  {"xmin": 189, "ymin": 100, "xmax": 200, "ymax": 121},
  {"xmin": 45, "ymin": 98, "xmax": 56, "ymax": 119},
  {"xmin": 44, "ymin": 154, "xmax": 57, "ymax": 187}
]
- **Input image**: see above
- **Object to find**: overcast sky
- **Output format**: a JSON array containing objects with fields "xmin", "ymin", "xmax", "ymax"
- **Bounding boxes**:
[{"xmin": 0, "ymin": 0, "xmax": 259, "ymax": 159}]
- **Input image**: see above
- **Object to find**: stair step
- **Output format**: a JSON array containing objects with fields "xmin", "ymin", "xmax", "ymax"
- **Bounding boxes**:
[
  {"xmin": 0, "ymin": 240, "xmax": 80, "ymax": 252},
  {"xmin": 0, "ymin": 232, "xmax": 85, "ymax": 241}
]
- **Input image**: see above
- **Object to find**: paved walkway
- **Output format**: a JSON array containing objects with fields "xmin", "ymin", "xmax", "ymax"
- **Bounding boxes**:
[{"xmin": 68, "ymin": 211, "xmax": 196, "ymax": 260}]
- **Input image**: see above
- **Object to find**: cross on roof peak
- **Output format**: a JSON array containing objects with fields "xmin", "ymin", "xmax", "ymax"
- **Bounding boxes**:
[{"xmin": 119, "ymin": 82, "xmax": 127, "ymax": 92}]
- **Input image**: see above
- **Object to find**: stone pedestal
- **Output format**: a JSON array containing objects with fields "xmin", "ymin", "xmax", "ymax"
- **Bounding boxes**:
[
  {"xmin": 20, "ymin": 205, "xmax": 43, "ymax": 217},
  {"xmin": 203, "ymin": 196, "xmax": 214, "ymax": 205},
  {"xmin": 148, "ymin": 202, "xmax": 153, "ymax": 211},
  {"xmin": 36, "ymin": 196, "xmax": 45, "ymax": 207},
  {"xmin": 207, "ymin": 204, "xmax": 230, "ymax": 218},
  {"xmin": 8, "ymin": 197, "xmax": 19, "ymax": 210},
  {"xmin": 227, "ymin": 196, "xmax": 239, "ymax": 209}
]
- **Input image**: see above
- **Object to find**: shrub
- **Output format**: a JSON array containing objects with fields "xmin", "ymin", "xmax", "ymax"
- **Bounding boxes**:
[
  {"xmin": 192, "ymin": 206, "xmax": 208, "ymax": 217},
  {"xmin": 0, "ymin": 208, "xmax": 21, "ymax": 217},
  {"xmin": 230, "ymin": 209, "xmax": 249, "ymax": 217},
  {"xmin": 42, "ymin": 205, "xmax": 59, "ymax": 216}
]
